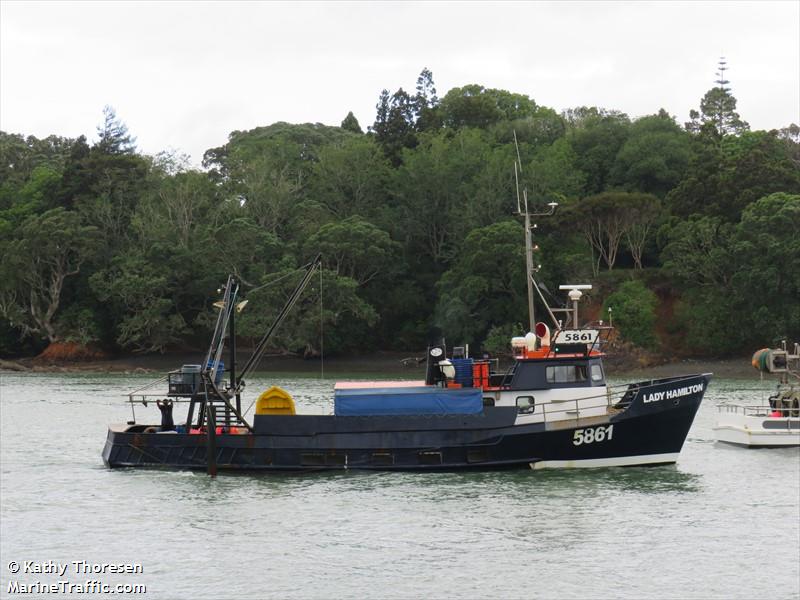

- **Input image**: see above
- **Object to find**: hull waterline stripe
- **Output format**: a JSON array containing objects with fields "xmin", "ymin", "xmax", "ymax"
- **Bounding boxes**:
[{"xmin": 530, "ymin": 452, "xmax": 680, "ymax": 470}]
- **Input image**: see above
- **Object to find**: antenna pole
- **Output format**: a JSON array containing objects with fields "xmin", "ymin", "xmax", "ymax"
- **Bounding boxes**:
[
  {"xmin": 512, "ymin": 129, "xmax": 558, "ymax": 335},
  {"xmin": 524, "ymin": 197, "xmax": 536, "ymax": 332}
]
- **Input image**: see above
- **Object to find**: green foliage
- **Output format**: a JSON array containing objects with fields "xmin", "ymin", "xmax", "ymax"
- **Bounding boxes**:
[
  {"xmin": 95, "ymin": 106, "xmax": 137, "ymax": 155},
  {"xmin": 340, "ymin": 111, "xmax": 363, "ymax": 134},
  {"xmin": 565, "ymin": 107, "xmax": 631, "ymax": 195},
  {"xmin": 90, "ymin": 255, "xmax": 189, "ymax": 353},
  {"xmin": 529, "ymin": 138, "xmax": 585, "ymax": 200},
  {"xmin": 435, "ymin": 221, "xmax": 526, "ymax": 345},
  {"xmin": 309, "ymin": 136, "xmax": 390, "ymax": 221},
  {"xmin": 570, "ymin": 192, "xmax": 660, "ymax": 273},
  {"xmin": 0, "ymin": 208, "xmax": 100, "ymax": 342},
  {"xmin": 731, "ymin": 193, "xmax": 800, "ymax": 344},
  {"xmin": 610, "ymin": 110, "xmax": 690, "ymax": 197},
  {"xmin": 54, "ymin": 305, "xmax": 101, "ymax": 346},
  {"xmin": 687, "ymin": 87, "xmax": 749, "ymax": 137},
  {"xmin": 304, "ymin": 217, "xmax": 400, "ymax": 285},
  {"xmin": 602, "ymin": 280, "xmax": 658, "ymax": 349},
  {"xmin": 440, "ymin": 85, "xmax": 537, "ymax": 129},
  {"xmin": 371, "ymin": 68, "xmax": 443, "ymax": 166},
  {"xmin": 482, "ymin": 322, "xmax": 523, "ymax": 357},
  {"xmin": 490, "ymin": 108, "xmax": 566, "ymax": 149},
  {"xmin": 666, "ymin": 130, "xmax": 800, "ymax": 221},
  {"xmin": 3, "ymin": 72, "xmax": 799, "ymax": 361},
  {"xmin": 372, "ymin": 88, "xmax": 418, "ymax": 166},
  {"xmin": 659, "ymin": 193, "xmax": 800, "ymax": 354},
  {"xmin": 237, "ymin": 267, "xmax": 377, "ymax": 355}
]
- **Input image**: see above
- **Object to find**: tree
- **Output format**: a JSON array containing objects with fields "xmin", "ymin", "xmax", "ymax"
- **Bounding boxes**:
[
  {"xmin": 89, "ymin": 254, "xmax": 189, "ymax": 353},
  {"xmin": 572, "ymin": 193, "xmax": 633, "ymax": 273},
  {"xmin": 610, "ymin": 110, "xmax": 691, "ymax": 197},
  {"xmin": 730, "ymin": 192, "xmax": 800, "ymax": 344},
  {"xmin": 211, "ymin": 218, "xmax": 283, "ymax": 289},
  {"xmin": 371, "ymin": 88, "xmax": 418, "ymax": 166},
  {"xmin": 686, "ymin": 58, "xmax": 749, "ymax": 137},
  {"xmin": 414, "ymin": 68, "xmax": 441, "ymax": 132},
  {"xmin": 490, "ymin": 107, "xmax": 566, "ymax": 149},
  {"xmin": 95, "ymin": 105, "xmax": 137, "ymax": 154},
  {"xmin": 667, "ymin": 130, "xmax": 800, "ymax": 221},
  {"xmin": 529, "ymin": 138, "xmax": 586, "ymax": 201},
  {"xmin": 0, "ymin": 132, "xmax": 74, "ymax": 193},
  {"xmin": 434, "ymin": 221, "xmax": 527, "ymax": 344},
  {"xmin": 717, "ymin": 131, "xmax": 800, "ymax": 216},
  {"xmin": 340, "ymin": 111, "xmax": 363, "ymax": 134},
  {"xmin": 660, "ymin": 194, "xmax": 800, "ymax": 354},
  {"xmin": 236, "ymin": 266, "xmax": 377, "ymax": 355},
  {"xmin": 0, "ymin": 208, "xmax": 99, "ymax": 343},
  {"xmin": 565, "ymin": 108, "xmax": 631, "ymax": 195},
  {"xmin": 304, "ymin": 217, "xmax": 400, "ymax": 285},
  {"xmin": 623, "ymin": 193, "xmax": 662, "ymax": 269},
  {"xmin": 659, "ymin": 215, "xmax": 739, "ymax": 354},
  {"xmin": 394, "ymin": 129, "xmax": 495, "ymax": 267},
  {"xmin": 439, "ymin": 85, "xmax": 537, "ymax": 130},
  {"xmin": 309, "ymin": 136, "xmax": 390, "ymax": 221},
  {"xmin": 602, "ymin": 280, "xmax": 658, "ymax": 349}
]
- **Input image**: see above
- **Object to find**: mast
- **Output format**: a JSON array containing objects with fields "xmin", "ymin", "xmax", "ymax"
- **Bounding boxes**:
[
  {"xmin": 513, "ymin": 131, "xmax": 559, "ymax": 332},
  {"xmin": 523, "ymin": 195, "xmax": 536, "ymax": 332}
]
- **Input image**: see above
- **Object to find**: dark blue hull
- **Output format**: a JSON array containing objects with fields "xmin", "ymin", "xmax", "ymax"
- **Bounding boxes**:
[{"xmin": 102, "ymin": 374, "xmax": 711, "ymax": 471}]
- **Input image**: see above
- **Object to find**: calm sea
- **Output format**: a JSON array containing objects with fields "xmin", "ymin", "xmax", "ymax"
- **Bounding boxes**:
[{"xmin": 1, "ymin": 371, "xmax": 798, "ymax": 599}]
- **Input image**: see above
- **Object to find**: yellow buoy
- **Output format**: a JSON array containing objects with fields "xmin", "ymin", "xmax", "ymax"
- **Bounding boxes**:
[{"xmin": 255, "ymin": 386, "xmax": 296, "ymax": 415}]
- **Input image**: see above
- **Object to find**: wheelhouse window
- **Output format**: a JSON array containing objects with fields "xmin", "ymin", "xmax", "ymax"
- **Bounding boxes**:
[
  {"xmin": 545, "ymin": 365, "xmax": 588, "ymax": 383},
  {"xmin": 591, "ymin": 364, "xmax": 604, "ymax": 383}
]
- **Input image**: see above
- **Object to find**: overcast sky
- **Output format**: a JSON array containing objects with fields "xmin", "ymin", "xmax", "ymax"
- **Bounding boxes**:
[{"xmin": 2, "ymin": 1, "xmax": 798, "ymax": 165}]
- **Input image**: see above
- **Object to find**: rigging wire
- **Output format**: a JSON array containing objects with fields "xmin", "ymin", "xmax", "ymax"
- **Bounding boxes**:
[
  {"xmin": 320, "ymin": 264, "xmax": 324, "ymax": 380},
  {"xmin": 235, "ymin": 256, "xmax": 322, "ymax": 389},
  {"xmin": 246, "ymin": 262, "xmax": 318, "ymax": 295}
]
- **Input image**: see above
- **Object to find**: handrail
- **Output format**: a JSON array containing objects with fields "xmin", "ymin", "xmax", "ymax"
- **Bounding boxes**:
[
  {"xmin": 605, "ymin": 373, "xmax": 711, "ymax": 393},
  {"xmin": 519, "ymin": 373, "xmax": 710, "ymax": 424},
  {"xmin": 126, "ymin": 394, "xmax": 192, "ymax": 402},
  {"xmin": 507, "ymin": 372, "xmax": 710, "ymax": 409},
  {"xmin": 717, "ymin": 403, "xmax": 799, "ymax": 417}
]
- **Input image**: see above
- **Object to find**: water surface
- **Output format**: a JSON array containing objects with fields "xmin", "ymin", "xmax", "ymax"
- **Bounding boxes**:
[{"xmin": 1, "ymin": 372, "xmax": 798, "ymax": 599}]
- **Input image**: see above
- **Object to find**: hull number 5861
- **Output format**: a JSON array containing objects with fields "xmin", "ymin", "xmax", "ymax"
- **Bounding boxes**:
[{"xmin": 573, "ymin": 425, "xmax": 614, "ymax": 446}]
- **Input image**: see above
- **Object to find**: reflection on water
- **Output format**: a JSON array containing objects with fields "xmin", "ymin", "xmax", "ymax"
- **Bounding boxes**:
[{"xmin": 0, "ymin": 372, "xmax": 798, "ymax": 600}]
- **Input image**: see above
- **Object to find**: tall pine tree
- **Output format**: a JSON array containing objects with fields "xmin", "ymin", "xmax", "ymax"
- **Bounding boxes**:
[{"xmin": 686, "ymin": 58, "xmax": 749, "ymax": 137}]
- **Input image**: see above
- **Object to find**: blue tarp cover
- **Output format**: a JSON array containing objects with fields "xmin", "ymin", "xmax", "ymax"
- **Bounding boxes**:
[{"xmin": 334, "ymin": 386, "xmax": 483, "ymax": 416}]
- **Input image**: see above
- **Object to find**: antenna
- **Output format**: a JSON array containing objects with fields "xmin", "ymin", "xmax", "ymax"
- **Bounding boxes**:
[
  {"xmin": 513, "ymin": 131, "xmax": 523, "ymax": 214},
  {"xmin": 512, "ymin": 130, "xmax": 559, "ymax": 333}
]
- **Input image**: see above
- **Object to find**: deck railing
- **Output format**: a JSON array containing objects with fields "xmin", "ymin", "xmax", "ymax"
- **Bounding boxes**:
[
  {"xmin": 529, "ymin": 374, "xmax": 708, "ymax": 424},
  {"xmin": 717, "ymin": 403, "xmax": 799, "ymax": 418},
  {"xmin": 121, "ymin": 372, "xmax": 709, "ymax": 425}
]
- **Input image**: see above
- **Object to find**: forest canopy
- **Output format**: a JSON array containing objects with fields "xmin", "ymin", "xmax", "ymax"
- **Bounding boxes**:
[{"xmin": 1, "ymin": 68, "xmax": 798, "ymax": 359}]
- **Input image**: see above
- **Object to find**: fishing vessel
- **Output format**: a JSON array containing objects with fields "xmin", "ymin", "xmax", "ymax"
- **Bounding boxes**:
[
  {"xmin": 102, "ymin": 165, "xmax": 711, "ymax": 473},
  {"xmin": 714, "ymin": 344, "xmax": 800, "ymax": 448}
]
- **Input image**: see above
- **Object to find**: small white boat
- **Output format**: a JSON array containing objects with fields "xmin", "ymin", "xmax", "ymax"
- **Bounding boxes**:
[{"xmin": 714, "ymin": 343, "xmax": 800, "ymax": 448}]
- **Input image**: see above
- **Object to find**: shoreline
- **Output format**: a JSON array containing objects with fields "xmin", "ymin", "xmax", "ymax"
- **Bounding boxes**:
[{"xmin": 1, "ymin": 352, "xmax": 758, "ymax": 379}]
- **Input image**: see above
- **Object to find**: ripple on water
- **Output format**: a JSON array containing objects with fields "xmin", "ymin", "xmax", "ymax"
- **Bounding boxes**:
[{"xmin": 0, "ymin": 372, "xmax": 798, "ymax": 599}]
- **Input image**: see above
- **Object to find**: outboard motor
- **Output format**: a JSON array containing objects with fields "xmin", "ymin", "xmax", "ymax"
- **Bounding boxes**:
[
  {"xmin": 157, "ymin": 399, "xmax": 175, "ymax": 431},
  {"xmin": 425, "ymin": 343, "xmax": 446, "ymax": 385}
]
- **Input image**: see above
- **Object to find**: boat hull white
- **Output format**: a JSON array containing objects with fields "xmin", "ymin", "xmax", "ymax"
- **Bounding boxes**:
[
  {"xmin": 530, "ymin": 452, "xmax": 680, "ymax": 469},
  {"xmin": 714, "ymin": 412, "xmax": 800, "ymax": 447},
  {"xmin": 714, "ymin": 425, "xmax": 800, "ymax": 447}
]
